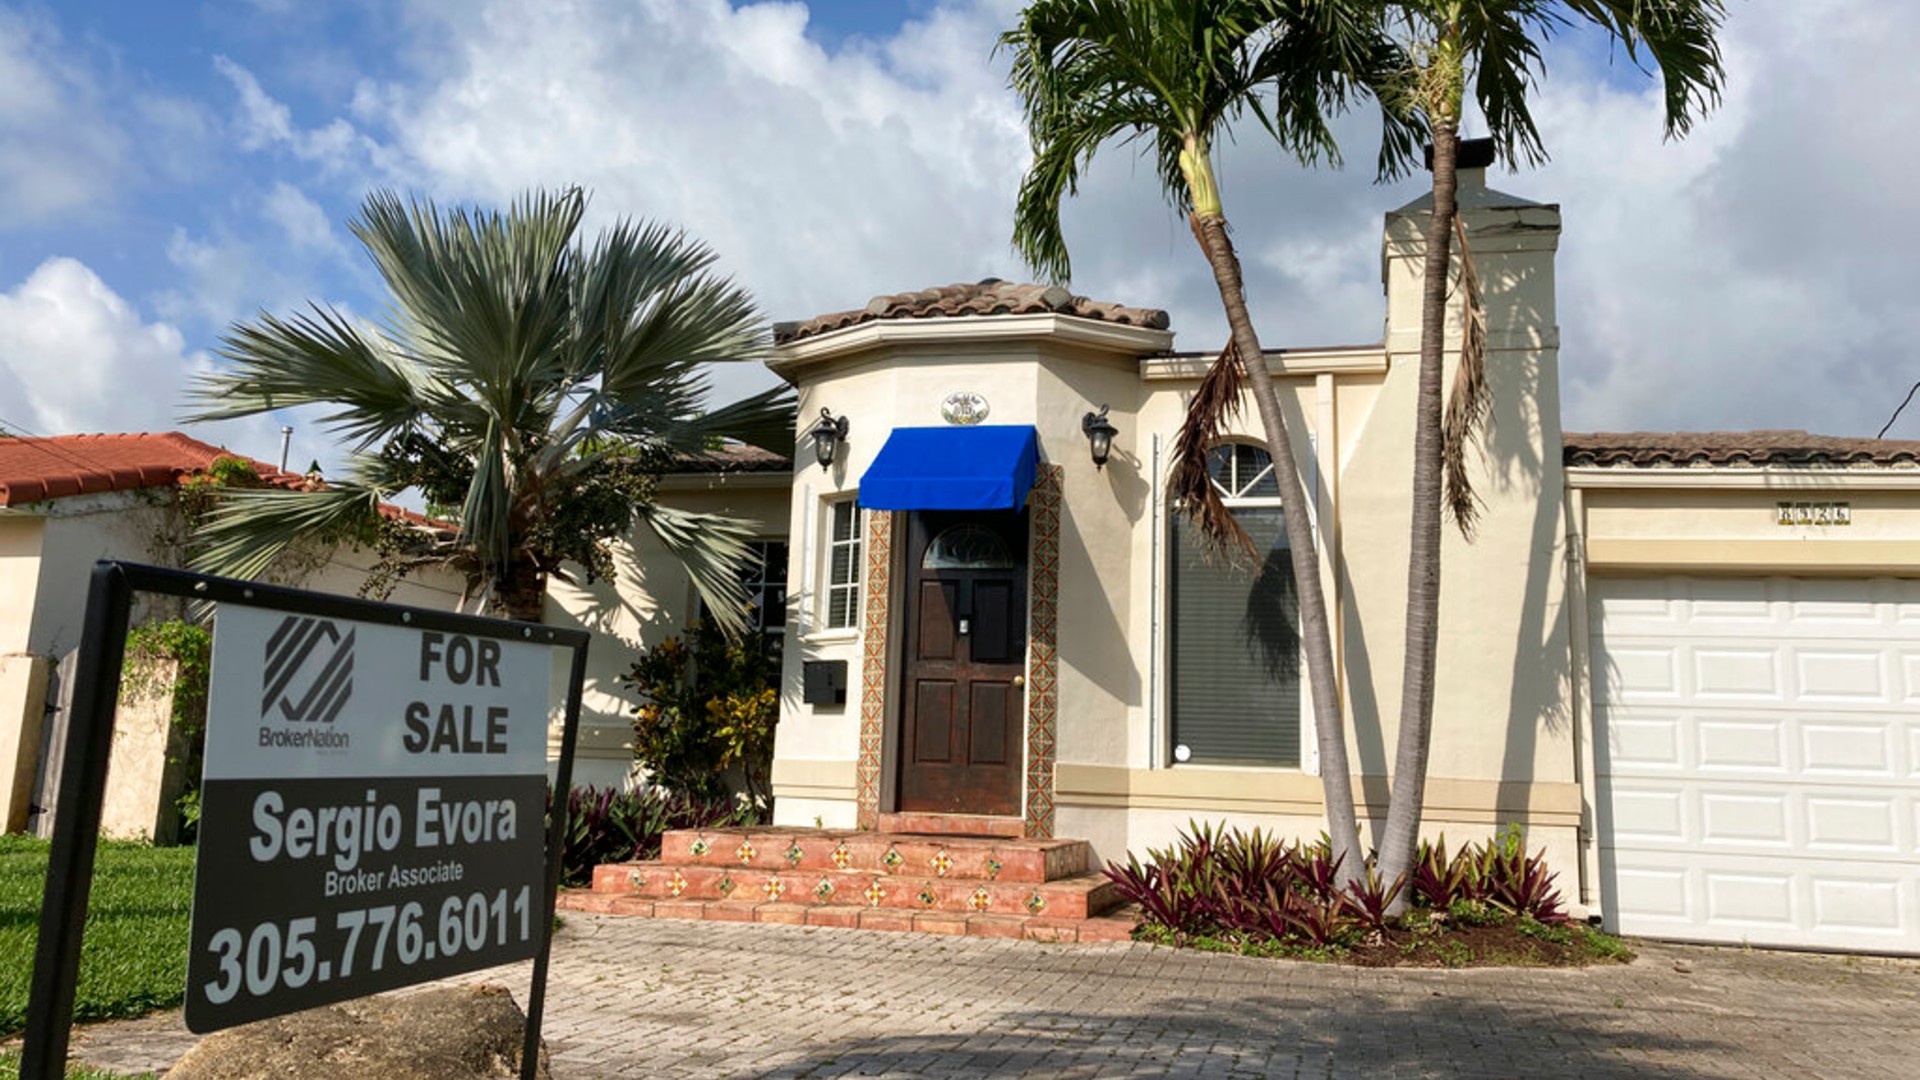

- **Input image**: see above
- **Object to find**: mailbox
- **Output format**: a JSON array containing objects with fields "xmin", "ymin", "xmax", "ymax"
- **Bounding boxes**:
[{"xmin": 802, "ymin": 660, "xmax": 848, "ymax": 706}]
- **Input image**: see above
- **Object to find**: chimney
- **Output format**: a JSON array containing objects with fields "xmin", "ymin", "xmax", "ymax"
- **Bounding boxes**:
[{"xmin": 1426, "ymin": 136, "xmax": 1496, "ymax": 194}]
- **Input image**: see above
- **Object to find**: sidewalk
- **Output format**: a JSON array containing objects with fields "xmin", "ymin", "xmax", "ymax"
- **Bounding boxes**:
[{"xmin": 74, "ymin": 914, "xmax": 1920, "ymax": 1078}]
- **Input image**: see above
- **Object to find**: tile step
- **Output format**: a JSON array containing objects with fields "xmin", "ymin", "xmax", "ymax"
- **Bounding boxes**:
[
  {"xmin": 589, "ymin": 862, "xmax": 1119, "ymax": 920},
  {"xmin": 558, "ymin": 892, "xmax": 1140, "ymax": 944},
  {"xmin": 875, "ymin": 812, "xmax": 1025, "ymax": 838},
  {"xmin": 652, "ymin": 828, "xmax": 1091, "ymax": 883}
]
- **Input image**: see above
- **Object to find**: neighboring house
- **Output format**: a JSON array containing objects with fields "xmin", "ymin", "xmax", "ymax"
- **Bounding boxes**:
[
  {"xmin": 593, "ymin": 158, "xmax": 1920, "ymax": 956},
  {"xmin": 0, "ymin": 432, "xmax": 465, "ymax": 837}
]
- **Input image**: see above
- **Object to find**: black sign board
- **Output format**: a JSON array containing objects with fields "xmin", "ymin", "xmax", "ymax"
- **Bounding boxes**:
[{"xmin": 20, "ymin": 564, "xmax": 588, "ymax": 1080}]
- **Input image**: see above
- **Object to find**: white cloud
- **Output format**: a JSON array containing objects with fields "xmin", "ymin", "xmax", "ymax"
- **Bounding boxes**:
[
  {"xmin": 0, "ymin": 8, "xmax": 129, "ymax": 228},
  {"xmin": 0, "ymin": 257, "xmax": 207, "ymax": 435},
  {"xmin": 212, "ymin": 55, "xmax": 393, "ymax": 182},
  {"xmin": 263, "ymin": 182, "xmax": 348, "ymax": 256},
  {"xmin": 0, "ymin": 256, "xmax": 292, "ymax": 458},
  {"xmin": 202, "ymin": 0, "xmax": 1919, "ymax": 438}
]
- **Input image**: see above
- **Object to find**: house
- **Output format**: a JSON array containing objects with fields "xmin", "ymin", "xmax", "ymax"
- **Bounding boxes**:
[
  {"xmin": 558, "ymin": 156, "xmax": 1920, "ymax": 955},
  {"xmin": 0, "ymin": 432, "xmax": 465, "ymax": 836}
]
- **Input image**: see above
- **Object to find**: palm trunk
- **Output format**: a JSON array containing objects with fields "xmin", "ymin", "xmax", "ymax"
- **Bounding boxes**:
[
  {"xmin": 1375, "ymin": 121, "xmax": 1460, "ymax": 906},
  {"xmin": 1189, "ymin": 211, "xmax": 1363, "ymax": 885},
  {"xmin": 497, "ymin": 555, "xmax": 547, "ymax": 624}
]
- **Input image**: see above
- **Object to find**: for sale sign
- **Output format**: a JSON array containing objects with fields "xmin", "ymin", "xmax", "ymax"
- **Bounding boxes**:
[{"xmin": 184, "ymin": 605, "xmax": 552, "ymax": 1033}]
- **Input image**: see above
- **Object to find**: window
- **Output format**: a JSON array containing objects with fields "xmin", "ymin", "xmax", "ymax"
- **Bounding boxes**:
[
  {"xmin": 699, "ymin": 540, "xmax": 788, "ymax": 652},
  {"xmin": 824, "ymin": 500, "xmax": 862, "ymax": 630},
  {"xmin": 738, "ymin": 540, "xmax": 789, "ymax": 635},
  {"xmin": 1168, "ymin": 442, "xmax": 1300, "ymax": 766}
]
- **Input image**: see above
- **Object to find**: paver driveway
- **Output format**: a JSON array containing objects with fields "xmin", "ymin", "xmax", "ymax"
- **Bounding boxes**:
[{"xmin": 74, "ymin": 914, "xmax": 1919, "ymax": 1078}]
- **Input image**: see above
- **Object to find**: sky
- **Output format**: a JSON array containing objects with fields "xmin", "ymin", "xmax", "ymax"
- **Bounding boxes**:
[{"xmin": 2, "ymin": 0, "xmax": 1918, "ymax": 473}]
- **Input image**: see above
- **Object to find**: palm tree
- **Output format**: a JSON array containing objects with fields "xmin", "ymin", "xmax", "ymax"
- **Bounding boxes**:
[
  {"xmin": 1370, "ymin": 0, "xmax": 1726, "ymax": 902},
  {"xmin": 187, "ymin": 188, "xmax": 793, "ymax": 628},
  {"xmin": 1001, "ymin": 0, "xmax": 1421, "ymax": 881}
]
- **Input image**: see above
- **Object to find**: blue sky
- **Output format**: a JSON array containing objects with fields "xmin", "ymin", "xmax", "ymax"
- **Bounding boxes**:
[{"xmin": 4, "ymin": 1, "xmax": 1919, "ymax": 468}]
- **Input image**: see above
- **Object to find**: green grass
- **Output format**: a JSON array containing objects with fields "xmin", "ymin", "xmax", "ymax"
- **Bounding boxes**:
[{"xmin": 0, "ymin": 835, "xmax": 194, "ymax": 1036}]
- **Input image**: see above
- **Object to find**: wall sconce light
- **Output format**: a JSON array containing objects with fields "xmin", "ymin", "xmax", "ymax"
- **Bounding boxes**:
[
  {"xmin": 1082, "ymin": 404, "xmax": 1117, "ymax": 470},
  {"xmin": 807, "ymin": 407, "xmax": 849, "ymax": 471}
]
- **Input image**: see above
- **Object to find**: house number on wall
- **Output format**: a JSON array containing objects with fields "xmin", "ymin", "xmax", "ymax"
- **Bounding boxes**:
[
  {"xmin": 941, "ymin": 392, "xmax": 989, "ymax": 425},
  {"xmin": 1776, "ymin": 501, "xmax": 1851, "ymax": 526}
]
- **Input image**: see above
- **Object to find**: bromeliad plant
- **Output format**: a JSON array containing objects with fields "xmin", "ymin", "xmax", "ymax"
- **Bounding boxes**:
[
  {"xmin": 1106, "ymin": 821, "xmax": 1568, "ymax": 953},
  {"xmin": 546, "ymin": 785, "xmax": 759, "ymax": 887}
]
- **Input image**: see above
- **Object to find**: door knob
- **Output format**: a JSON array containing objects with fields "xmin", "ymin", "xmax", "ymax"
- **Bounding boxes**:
[{"xmin": 1012, "ymin": 675, "xmax": 1025, "ymax": 687}]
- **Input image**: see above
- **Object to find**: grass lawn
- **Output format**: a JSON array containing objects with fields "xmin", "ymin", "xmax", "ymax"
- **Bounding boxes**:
[{"xmin": 0, "ymin": 835, "xmax": 194, "ymax": 1037}]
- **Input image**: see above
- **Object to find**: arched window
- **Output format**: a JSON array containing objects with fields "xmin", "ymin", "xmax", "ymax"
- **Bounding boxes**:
[
  {"xmin": 922, "ymin": 524, "xmax": 1017, "ymax": 570},
  {"xmin": 1168, "ymin": 442, "xmax": 1301, "ymax": 766}
]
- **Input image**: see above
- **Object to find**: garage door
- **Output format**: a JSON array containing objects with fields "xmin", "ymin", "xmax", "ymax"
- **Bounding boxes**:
[{"xmin": 1591, "ymin": 576, "xmax": 1920, "ymax": 953}]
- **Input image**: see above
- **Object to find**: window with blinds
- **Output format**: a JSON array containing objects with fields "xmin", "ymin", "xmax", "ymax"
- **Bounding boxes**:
[{"xmin": 1168, "ymin": 443, "xmax": 1301, "ymax": 767}]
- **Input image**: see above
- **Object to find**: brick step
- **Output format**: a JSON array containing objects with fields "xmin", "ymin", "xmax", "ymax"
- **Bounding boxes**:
[
  {"xmin": 650, "ymin": 827, "xmax": 1090, "ymax": 884},
  {"xmin": 590, "ymin": 862, "xmax": 1120, "ymax": 920},
  {"xmin": 876, "ymin": 812, "xmax": 1025, "ymax": 838},
  {"xmin": 558, "ymin": 892, "xmax": 1141, "ymax": 944}
]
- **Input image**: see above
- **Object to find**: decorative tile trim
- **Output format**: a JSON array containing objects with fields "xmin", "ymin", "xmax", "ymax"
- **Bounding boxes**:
[
  {"xmin": 1024, "ymin": 464, "xmax": 1062, "ymax": 839},
  {"xmin": 856, "ymin": 509, "xmax": 894, "ymax": 829}
]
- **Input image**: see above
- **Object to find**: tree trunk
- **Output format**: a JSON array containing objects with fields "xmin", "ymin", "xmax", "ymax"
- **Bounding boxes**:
[
  {"xmin": 1189, "ymin": 212, "xmax": 1363, "ymax": 884},
  {"xmin": 496, "ymin": 555, "xmax": 548, "ymax": 624},
  {"xmin": 1375, "ymin": 121, "xmax": 1461, "ymax": 907}
]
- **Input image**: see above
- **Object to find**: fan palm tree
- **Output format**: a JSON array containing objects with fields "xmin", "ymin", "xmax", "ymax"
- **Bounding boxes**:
[
  {"xmin": 1370, "ymin": 0, "xmax": 1726, "ymax": 903},
  {"xmin": 187, "ymin": 188, "xmax": 793, "ymax": 629},
  {"xmin": 1002, "ymin": 0, "xmax": 1421, "ymax": 881}
]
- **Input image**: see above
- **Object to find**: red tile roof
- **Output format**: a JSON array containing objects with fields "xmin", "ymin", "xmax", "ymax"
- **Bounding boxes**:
[
  {"xmin": 773, "ymin": 278, "xmax": 1170, "ymax": 345},
  {"xmin": 0, "ymin": 432, "xmax": 299, "ymax": 507},
  {"xmin": 673, "ymin": 443, "xmax": 791, "ymax": 474},
  {"xmin": 1564, "ymin": 430, "xmax": 1920, "ymax": 468},
  {"xmin": 0, "ymin": 432, "xmax": 438, "ymax": 527}
]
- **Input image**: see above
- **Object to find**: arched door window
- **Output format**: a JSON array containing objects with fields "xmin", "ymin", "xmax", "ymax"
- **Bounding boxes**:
[
  {"xmin": 1167, "ymin": 442, "xmax": 1301, "ymax": 766},
  {"xmin": 922, "ymin": 524, "xmax": 1018, "ymax": 570}
]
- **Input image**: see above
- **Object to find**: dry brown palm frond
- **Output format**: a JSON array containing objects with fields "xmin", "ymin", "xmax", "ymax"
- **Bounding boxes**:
[
  {"xmin": 1442, "ymin": 214, "xmax": 1491, "ymax": 537},
  {"xmin": 1169, "ymin": 340, "xmax": 1257, "ymax": 564}
]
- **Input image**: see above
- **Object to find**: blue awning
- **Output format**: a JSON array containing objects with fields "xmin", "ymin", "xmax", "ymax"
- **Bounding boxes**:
[{"xmin": 859, "ymin": 425, "xmax": 1039, "ymax": 511}]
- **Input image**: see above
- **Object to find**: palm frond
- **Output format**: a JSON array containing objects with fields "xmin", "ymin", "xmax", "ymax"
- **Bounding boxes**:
[
  {"xmin": 1168, "ymin": 342, "xmax": 1256, "ymax": 563},
  {"xmin": 189, "ymin": 305, "xmax": 427, "ymax": 448},
  {"xmin": 637, "ymin": 504, "xmax": 756, "ymax": 638},
  {"xmin": 189, "ymin": 485, "xmax": 384, "ymax": 583},
  {"xmin": 1442, "ymin": 214, "xmax": 1490, "ymax": 537}
]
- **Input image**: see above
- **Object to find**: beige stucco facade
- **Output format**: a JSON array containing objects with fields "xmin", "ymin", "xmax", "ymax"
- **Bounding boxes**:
[
  {"xmin": 751, "ymin": 167, "xmax": 1583, "ymax": 880},
  {"xmin": 0, "ymin": 489, "xmax": 466, "ymax": 837}
]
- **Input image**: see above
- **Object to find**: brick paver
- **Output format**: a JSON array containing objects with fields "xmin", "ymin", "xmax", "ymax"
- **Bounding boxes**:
[{"xmin": 71, "ymin": 916, "xmax": 1920, "ymax": 1078}]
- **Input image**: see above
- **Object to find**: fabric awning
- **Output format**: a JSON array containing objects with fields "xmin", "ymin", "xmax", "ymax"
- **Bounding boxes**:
[{"xmin": 858, "ymin": 425, "xmax": 1039, "ymax": 511}]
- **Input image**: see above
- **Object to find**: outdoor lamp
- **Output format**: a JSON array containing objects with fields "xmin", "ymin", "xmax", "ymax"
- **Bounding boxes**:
[
  {"xmin": 808, "ymin": 407, "xmax": 849, "ymax": 470},
  {"xmin": 1082, "ymin": 405, "xmax": 1118, "ymax": 469}
]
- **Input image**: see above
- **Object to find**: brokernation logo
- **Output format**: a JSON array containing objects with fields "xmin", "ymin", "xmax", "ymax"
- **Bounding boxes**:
[{"xmin": 262, "ymin": 615, "xmax": 356, "ymax": 724}]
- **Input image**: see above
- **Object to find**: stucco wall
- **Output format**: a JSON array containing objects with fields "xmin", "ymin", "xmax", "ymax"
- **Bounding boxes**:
[{"xmin": 546, "ymin": 480, "xmax": 793, "ymax": 791}]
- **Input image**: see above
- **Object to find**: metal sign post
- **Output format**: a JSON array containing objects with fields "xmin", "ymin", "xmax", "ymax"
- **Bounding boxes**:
[{"xmin": 20, "ymin": 562, "xmax": 589, "ymax": 1080}]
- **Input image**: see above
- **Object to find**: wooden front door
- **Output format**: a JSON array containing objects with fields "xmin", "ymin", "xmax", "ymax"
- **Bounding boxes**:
[{"xmin": 898, "ymin": 510, "xmax": 1027, "ymax": 815}]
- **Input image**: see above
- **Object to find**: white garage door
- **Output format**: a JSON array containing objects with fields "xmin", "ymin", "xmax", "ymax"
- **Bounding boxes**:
[{"xmin": 1592, "ymin": 576, "xmax": 1920, "ymax": 953}]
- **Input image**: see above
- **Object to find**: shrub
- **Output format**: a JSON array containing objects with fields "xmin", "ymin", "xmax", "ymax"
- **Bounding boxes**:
[
  {"xmin": 546, "ymin": 785, "xmax": 758, "ymax": 887},
  {"xmin": 622, "ymin": 621, "xmax": 777, "ymax": 806},
  {"xmin": 1108, "ymin": 821, "xmax": 1573, "ymax": 951}
]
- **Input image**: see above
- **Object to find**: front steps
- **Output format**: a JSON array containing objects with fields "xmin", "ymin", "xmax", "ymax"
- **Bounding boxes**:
[{"xmin": 560, "ymin": 825, "xmax": 1139, "ymax": 943}]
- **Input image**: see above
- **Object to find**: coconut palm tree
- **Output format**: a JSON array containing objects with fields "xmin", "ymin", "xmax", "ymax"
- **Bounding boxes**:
[
  {"xmin": 187, "ymin": 188, "xmax": 793, "ymax": 628},
  {"xmin": 1370, "ymin": 0, "xmax": 1726, "ymax": 902},
  {"xmin": 1002, "ymin": 0, "xmax": 1421, "ymax": 880}
]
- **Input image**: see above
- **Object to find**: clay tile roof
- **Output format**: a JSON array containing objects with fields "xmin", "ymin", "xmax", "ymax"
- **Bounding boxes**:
[
  {"xmin": 672, "ymin": 442, "xmax": 791, "ymax": 474},
  {"xmin": 0, "ymin": 431, "xmax": 439, "ymax": 526},
  {"xmin": 772, "ymin": 277, "xmax": 1171, "ymax": 345},
  {"xmin": 1564, "ymin": 430, "xmax": 1920, "ymax": 469}
]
